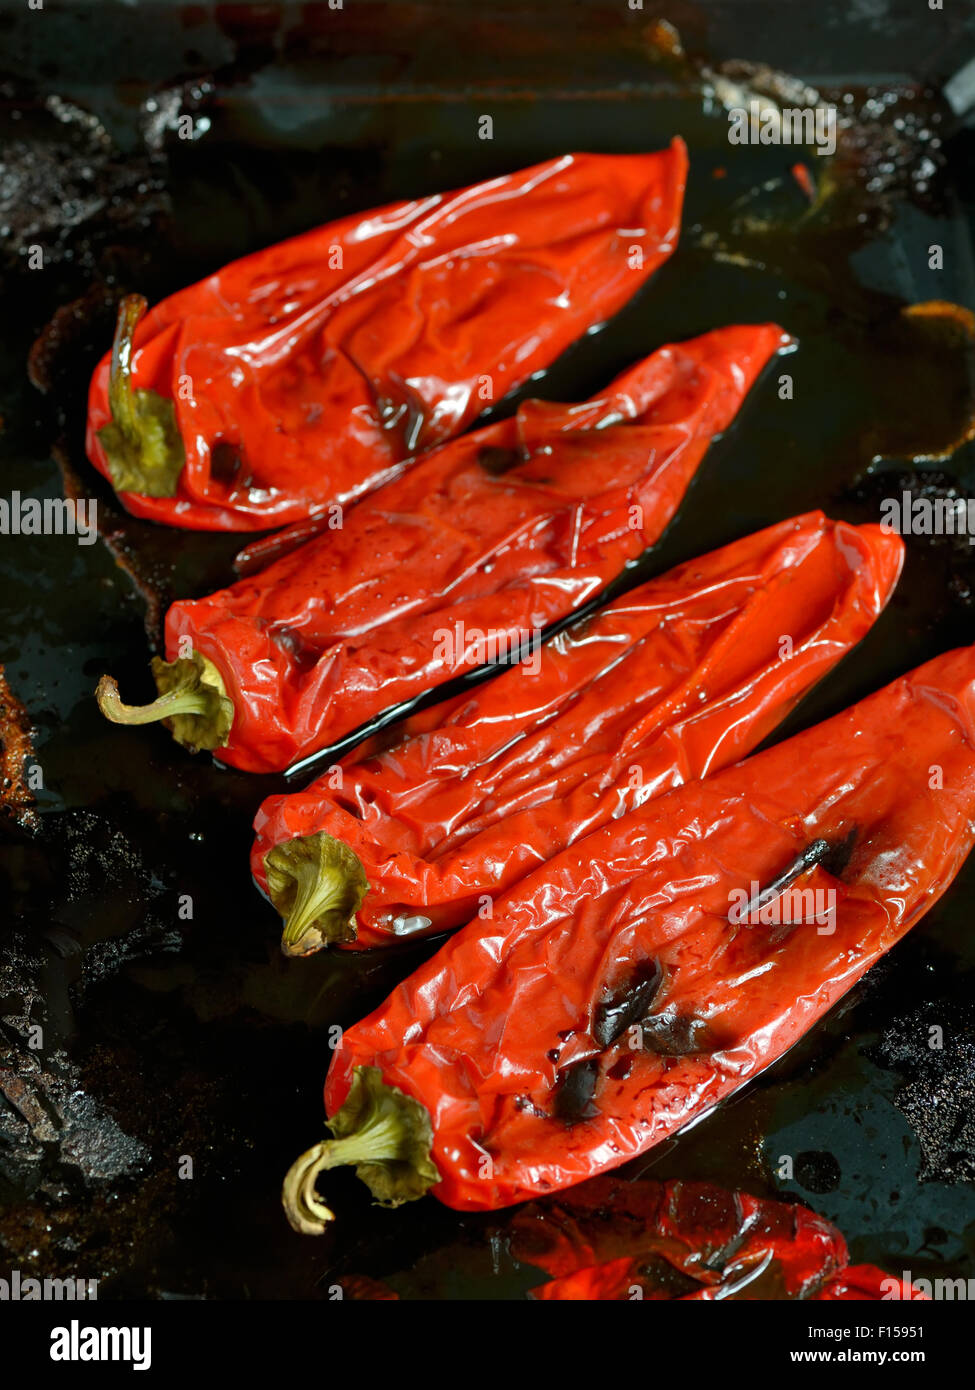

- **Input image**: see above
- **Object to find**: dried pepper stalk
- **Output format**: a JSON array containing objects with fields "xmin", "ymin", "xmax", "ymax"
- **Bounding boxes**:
[
  {"xmin": 253, "ymin": 512, "xmax": 902, "ymax": 954},
  {"xmin": 97, "ymin": 323, "xmax": 783, "ymax": 773},
  {"xmin": 86, "ymin": 145, "xmax": 688, "ymax": 531},
  {"xmin": 282, "ymin": 644, "xmax": 975, "ymax": 1223},
  {"xmin": 509, "ymin": 1177, "xmax": 923, "ymax": 1301}
]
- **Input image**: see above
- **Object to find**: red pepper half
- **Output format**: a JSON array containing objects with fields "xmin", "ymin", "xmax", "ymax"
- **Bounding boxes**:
[
  {"xmin": 85, "ymin": 144, "xmax": 688, "ymax": 531},
  {"xmin": 281, "ymin": 644, "xmax": 975, "ymax": 1224},
  {"xmin": 252, "ymin": 511, "xmax": 902, "ymax": 954},
  {"xmin": 97, "ymin": 324, "xmax": 783, "ymax": 773},
  {"xmin": 509, "ymin": 1177, "xmax": 924, "ymax": 1301}
]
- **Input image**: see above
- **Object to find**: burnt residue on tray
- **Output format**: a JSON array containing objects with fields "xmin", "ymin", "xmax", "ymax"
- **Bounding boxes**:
[
  {"xmin": 848, "ymin": 467, "xmax": 975, "ymax": 610},
  {"xmin": 868, "ymin": 995, "xmax": 975, "ymax": 1186},
  {"xmin": 0, "ymin": 666, "xmax": 40, "ymax": 834},
  {"xmin": 2, "ymin": 1, "xmax": 975, "ymax": 1299}
]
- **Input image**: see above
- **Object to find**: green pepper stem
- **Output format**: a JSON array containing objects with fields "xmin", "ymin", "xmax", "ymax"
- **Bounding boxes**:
[
  {"xmin": 96, "ymin": 675, "xmax": 212, "ymax": 725},
  {"xmin": 265, "ymin": 831, "xmax": 369, "ymax": 955},
  {"xmin": 283, "ymin": 1115, "xmax": 410, "ymax": 1233},
  {"xmin": 95, "ymin": 651, "xmax": 233, "ymax": 753},
  {"xmin": 96, "ymin": 294, "xmax": 186, "ymax": 498},
  {"xmin": 106, "ymin": 294, "xmax": 146, "ymax": 445},
  {"xmin": 282, "ymin": 1067, "xmax": 439, "ymax": 1234}
]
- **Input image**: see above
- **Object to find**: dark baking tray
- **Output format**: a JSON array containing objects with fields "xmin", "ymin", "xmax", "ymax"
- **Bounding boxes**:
[{"xmin": 2, "ymin": 0, "xmax": 975, "ymax": 1299}]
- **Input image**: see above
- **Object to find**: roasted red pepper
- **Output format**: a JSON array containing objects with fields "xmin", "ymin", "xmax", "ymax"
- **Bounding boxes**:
[
  {"xmin": 85, "ymin": 145, "xmax": 688, "ymax": 531},
  {"xmin": 96, "ymin": 324, "xmax": 783, "ymax": 773},
  {"xmin": 252, "ymin": 512, "xmax": 902, "ymax": 953},
  {"xmin": 508, "ymin": 1177, "xmax": 923, "ymax": 1301},
  {"xmin": 281, "ymin": 644, "xmax": 975, "ymax": 1223}
]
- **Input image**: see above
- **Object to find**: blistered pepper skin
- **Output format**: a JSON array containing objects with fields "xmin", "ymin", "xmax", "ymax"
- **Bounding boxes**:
[
  {"xmin": 324, "ymin": 645, "xmax": 975, "ymax": 1211},
  {"xmin": 86, "ymin": 145, "xmax": 688, "ymax": 530},
  {"xmin": 513, "ymin": 1178, "xmax": 846, "ymax": 1293},
  {"xmin": 252, "ymin": 512, "xmax": 903, "ymax": 944},
  {"xmin": 511, "ymin": 1178, "xmax": 924, "ymax": 1301},
  {"xmin": 164, "ymin": 323, "xmax": 783, "ymax": 772}
]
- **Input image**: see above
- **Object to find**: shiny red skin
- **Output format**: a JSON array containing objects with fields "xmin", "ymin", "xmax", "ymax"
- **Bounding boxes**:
[
  {"xmin": 325, "ymin": 645, "xmax": 975, "ymax": 1210},
  {"xmin": 166, "ymin": 323, "xmax": 784, "ymax": 772},
  {"xmin": 252, "ymin": 512, "xmax": 902, "ymax": 942},
  {"xmin": 514, "ymin": 1178, "xmax": 847, "ymax": 1298},
  {"xmin": 512, "ymin": 1177, "xmax": 925, "ymax": 1301},
  {"xmin": 86, "ymin": 145, "xmax": 688, "ymax": 530}
]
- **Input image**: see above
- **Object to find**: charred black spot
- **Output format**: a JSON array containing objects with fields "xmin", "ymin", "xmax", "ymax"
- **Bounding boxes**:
[
  {"xmin": 730, "ymin": 837, "xmax": 836, "ymax": 925},
  {"xmin": 552, "ymin": 1057, "xmax": 600, "ymax": 1124},
  {"xmin": 210, "ymin": 441, "xmax": 243, "ymax": 483},
  {"xmin": 477, "ymin": 445, "xmax": 522, "ymax": 476},
  {"xmin": 593, "ymin": 960, "xmax": 663, "ymax": 1049},
  {"xmin": 732, "ymin": 831, "xmax": 859, "ymax": 925},
  {"xmin": 820, "ymin": 826, "xmax": 858, "ymax": 879},
  {"xmin": 640, "ymin": 1009, "xmax": 712, "ymax": 1057},
  {"xmin": 607, "ymin": 1055, "xmax": 633, "ymax": 1081},
  {"xmin": 269, "ymin": 624, "xmax": 322, "ymax": 674}
]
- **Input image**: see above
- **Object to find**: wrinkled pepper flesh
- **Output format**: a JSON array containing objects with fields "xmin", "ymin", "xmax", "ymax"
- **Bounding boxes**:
[
  {"xmin": 253, "ymin": 511, "xmax": 902, "ymax": 954},
  {"xmin": 86, "ymin": 144, "xmax": 688, "ymax": 530},
  {"xmin": 282, "ymin": 644, "xmax": 975, "ymax": 1222},
  {"xmin": 510, "ymin": 1177, "xmax": 924, "ymax": 1301},
  {"xmin": 97, "ymin": 323, "xmax": 783, "ymax": 773}
]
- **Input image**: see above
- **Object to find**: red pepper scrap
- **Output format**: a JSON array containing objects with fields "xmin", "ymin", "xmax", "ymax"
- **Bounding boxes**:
[
  {"xmin": 85, "ymin": 144, "xmax": 688, "ymax": 530},
  {"xmin": 791, "ymin": 161, "xmax": 817, "ymax": 203},
  {"xmin": 252, "ymin": 511, "xmax": 902, "ymax": 954},
  {"xmin": 817, "ymin": 1268, "xmax": 924, "ymax": 1301},
  {"xmin": 281, "ymin": 644, "xmax": 975, "ymax": 1224},
  {"xmin": 509, "ymin": 1177, "xmax": 925, "ymax": 1301},
  {"xmin": 97, "ymin": 324, "xmax": 783, "ymax": 773}
]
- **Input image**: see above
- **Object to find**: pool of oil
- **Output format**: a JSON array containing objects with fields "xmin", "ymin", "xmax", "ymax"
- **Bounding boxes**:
[{"xmin": 1, "ymin": 2, "xmax": 975, "ymax": 1298}]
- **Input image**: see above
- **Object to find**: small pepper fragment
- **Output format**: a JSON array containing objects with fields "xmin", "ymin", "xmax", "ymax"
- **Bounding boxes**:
[
  {"xmin": 85, "ymin": 144, "xmax": 688, "ymax": 530},
  {"xmin": 96, "ymin": 323, "xmax": 784, "ymax": 773},
  {"xmin": 283, "ymin": 644, "xmax": 975, "ymax": 1220},
  {"xmin": 252, "ymin": 511, "xmax": 902, "ymax": 953}
]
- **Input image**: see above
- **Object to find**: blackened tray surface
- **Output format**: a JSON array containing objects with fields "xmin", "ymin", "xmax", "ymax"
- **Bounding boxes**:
[{"xmin": 1, "ymin": 1, "xmax": 975, "ymax": 1299}]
